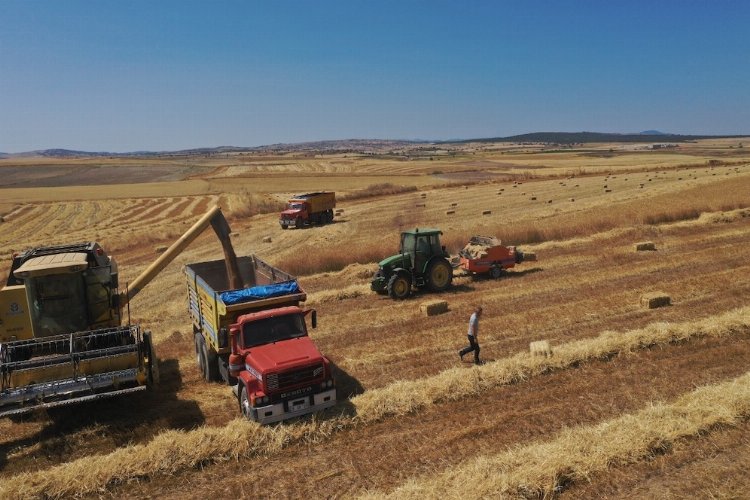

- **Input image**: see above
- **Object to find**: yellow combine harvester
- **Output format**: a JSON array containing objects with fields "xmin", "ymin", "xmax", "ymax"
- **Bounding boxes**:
[{"xmin": 0, "ymin": 205, "xmax": 241, "ymax": 418}]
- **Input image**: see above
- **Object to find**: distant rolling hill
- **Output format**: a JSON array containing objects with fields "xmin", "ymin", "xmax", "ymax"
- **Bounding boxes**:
[
  {"xmin": 458, "ymin": 131, "xmax": 743, "ymax": 144},
  {"xmin": 3, "ymin": 132, "xmax": 747, "ymax": 158}
]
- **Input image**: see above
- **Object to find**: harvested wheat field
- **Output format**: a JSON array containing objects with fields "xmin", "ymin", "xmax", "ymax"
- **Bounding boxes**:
[{"xmin": 1, "ymin": 139, "xmax": 750, "ymax": 499}]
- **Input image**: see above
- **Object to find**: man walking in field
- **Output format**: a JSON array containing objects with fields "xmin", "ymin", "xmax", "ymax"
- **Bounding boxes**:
[{"xmin": 459, "ymin": 306, "xmax": 482, "ymax": 365}]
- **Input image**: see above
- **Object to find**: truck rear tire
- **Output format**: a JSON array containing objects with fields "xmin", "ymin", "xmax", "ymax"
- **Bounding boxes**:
[
  {"xmin": 490, "ymin": 266, "xmax": 503, "ymax": 279},
  {"xmin": 199, "ymin": 338, "xmax": 221, "ymax": 382},
  {"xmin": 427, "ymin": 259, "xmax": 453, "ymax": 292}
]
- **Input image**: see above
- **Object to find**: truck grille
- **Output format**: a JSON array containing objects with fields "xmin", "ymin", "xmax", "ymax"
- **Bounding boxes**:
[{"xmin": 266, "ymin": 363, "xmax": 324, "ymax": 391}]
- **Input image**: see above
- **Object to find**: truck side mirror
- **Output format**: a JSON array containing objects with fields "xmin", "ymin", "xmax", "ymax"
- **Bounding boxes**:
[{"xmin": 311, "ymin": 310, "xmax": 317, "ymax": 329}]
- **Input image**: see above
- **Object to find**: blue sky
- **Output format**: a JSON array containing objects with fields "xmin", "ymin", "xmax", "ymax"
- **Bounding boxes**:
[{"xmin": 1, "ymin": 1, "xmax": 748, "ymax": 152}]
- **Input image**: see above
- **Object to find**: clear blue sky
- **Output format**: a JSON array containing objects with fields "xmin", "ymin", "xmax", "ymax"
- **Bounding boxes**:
[{"xmin": 1, "ymin": 1, "xmax": 748, "ymax": 152}]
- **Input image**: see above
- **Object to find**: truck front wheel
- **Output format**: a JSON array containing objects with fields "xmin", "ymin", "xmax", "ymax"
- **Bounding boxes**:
[
  {"xmin": 295, "ymin": 217, "xmax": 303, "ymax": 229},
  {"xmin": 239, "ymin": 386, "xmax": 255, "ymax": 421}
]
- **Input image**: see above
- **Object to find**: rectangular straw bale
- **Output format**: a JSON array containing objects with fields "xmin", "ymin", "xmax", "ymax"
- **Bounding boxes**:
[
  {"xmin": 420, "ymin": 300, "xmax": 448, "ymax": 316},
  {"xmin": 529, "ymin": 340, "xmax": 552, "ymax": 357},
  {"xmin": 415, "ymin": 203, "xmax": 426, "ymax": 208},
  {"xmin": 154, "ymin": 245, "xmax": 168, "ymax": 254},
  {"xmin": 482, "ymin": 210, "xmax": 492, "ymax": 215},
  {"xmin": 634, "ymin": 241, "xmax": 656, "ymax": 251},
  {"xmin": 640, "ymin": 292, "xmax": 671, "ymax": 309},
  {"xmin": 446, "ymin": 210, "xmax": 455, "ymax": 215},
  {"xmin": 521, "ymin": 251, "xmax": 537, "ymax": 261}
]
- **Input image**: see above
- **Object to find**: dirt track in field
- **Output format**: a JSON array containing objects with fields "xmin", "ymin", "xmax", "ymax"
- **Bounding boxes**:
[{"xmin": 0, "ymin": 143, "xmax": 749, "ymax": 497}]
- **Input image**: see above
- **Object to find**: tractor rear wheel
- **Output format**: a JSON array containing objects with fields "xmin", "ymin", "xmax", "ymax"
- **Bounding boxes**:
[
  {"xmin": 427, "ymin": 259, "xmax": 453, "ymax": 292},
  {"xmin": 387, "ymin": 272, "xmax": 411, "ymax": 300}
]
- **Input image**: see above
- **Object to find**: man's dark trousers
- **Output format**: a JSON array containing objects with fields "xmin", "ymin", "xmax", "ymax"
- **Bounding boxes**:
[{"xmin": 460, "ymin": 335, "xmax": 480, "ymax": 364}]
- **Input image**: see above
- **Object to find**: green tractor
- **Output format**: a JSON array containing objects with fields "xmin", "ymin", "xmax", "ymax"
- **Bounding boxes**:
[{"xmin": 371, "ymin": 228, "xmax": 453, "ymax": 299}]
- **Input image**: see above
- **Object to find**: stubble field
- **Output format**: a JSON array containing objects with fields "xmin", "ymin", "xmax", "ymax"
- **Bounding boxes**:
[{"xmin": 0, "ymin": 138, "xmax": 749, "ymax": 498}]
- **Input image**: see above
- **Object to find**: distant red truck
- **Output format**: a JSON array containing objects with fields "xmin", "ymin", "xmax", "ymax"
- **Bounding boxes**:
[{"xmin": 279, "ymin": 192, "xmax": 336, "ymax": 229}]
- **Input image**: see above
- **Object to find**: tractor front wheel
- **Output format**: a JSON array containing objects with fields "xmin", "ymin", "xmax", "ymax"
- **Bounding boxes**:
[
  {"xmin": 387, "ymin": 272, "xmax": 411, "ymax": 300},
  {"xmin": 427, "ymin": 259, "xmax": 453, "ymax": 292}
]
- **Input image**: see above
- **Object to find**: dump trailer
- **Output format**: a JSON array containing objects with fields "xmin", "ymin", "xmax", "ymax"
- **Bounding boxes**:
[
  {"xmin": 186, "ymin": 256, "xmax": 336, "ymax": 424},
  {"xmin": 279, "ymin": 191, "xmax": 336, "ymax": 229},
  {"xmin": 457, "ymin": 235, "xmax": 535, "ymax": 278},
  {"xmin": 0, "ymin": 205, "xmax": 240, "ymax": 418}
]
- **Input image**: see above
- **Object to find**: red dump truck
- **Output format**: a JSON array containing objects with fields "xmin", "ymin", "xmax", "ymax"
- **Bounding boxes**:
[
  {"xmin": 279, "ymin": 192, "xmax": 336, "ymax": 229},
  {"xmin": 185, "ymin": 255, "xmax": 336, "ymax": 424}
]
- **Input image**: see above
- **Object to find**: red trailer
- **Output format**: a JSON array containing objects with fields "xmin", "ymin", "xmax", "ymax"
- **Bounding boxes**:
[{"xmin": 457, "ymin": 236, "xmax": 535, "ymax": 278}]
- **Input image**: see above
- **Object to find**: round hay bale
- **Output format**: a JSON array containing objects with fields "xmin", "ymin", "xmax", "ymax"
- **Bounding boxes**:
[
  {"xmin": 570, "ymin": 198, "xmax": 575, "ymax": 202},
  {"xmin": 446, "ymin": 210, "xmax": 455, "ymax": 215},
  {"xmin": 635, "ymin": 241, "xmax": 656, "ymax": 251},
  {"xmin": 415, "ymin": 203, "xmax": 426, "ymax": 208},
  {"xmin": 450, "ymin": 202, "xmax": 458, "ymax": 207},
  {"xmin": 530, "ymin": 196, "xmax": 537, "ymax": 201},
  {"xmin": 262, "ymin": 236, "xmax": 272, "ymax": 243},
  {"xmin": 605, "ymin": 189, "xmax": 612, "ymax": 192},
  {"xmin": 154, "ymin": 245, "xmax": 168, "ymax": 254},
  {"xmin": 482, "ymin": 210, "xmax": 492, "ymax": 215}
]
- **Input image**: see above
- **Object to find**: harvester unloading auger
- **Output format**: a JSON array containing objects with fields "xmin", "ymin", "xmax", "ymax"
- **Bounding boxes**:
[{"xmin": 0, "ymin": 205, "xmax": 242, "ymax": 418}]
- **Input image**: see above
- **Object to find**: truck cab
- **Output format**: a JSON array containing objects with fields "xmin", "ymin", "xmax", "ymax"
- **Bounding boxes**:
[
  {"xmin": 228, "ymin": 306, "xmax": 336, "ymax": 424},
  {"xmin": 279, "ymin": 201, "xmax": 309, "ymax": 229}
]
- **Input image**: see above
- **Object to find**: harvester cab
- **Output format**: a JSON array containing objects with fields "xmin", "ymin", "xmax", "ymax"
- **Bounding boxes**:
[
  {"xmin": 7, "ymin": 243, "xmax": 121, "ymax": 337},
  {"xmin": 370, "ymin": 228, "xmax": 453, "ymax": 299}
]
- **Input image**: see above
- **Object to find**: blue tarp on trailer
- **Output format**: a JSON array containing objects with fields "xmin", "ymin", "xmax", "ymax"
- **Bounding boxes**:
[{"xmin": 220, "ymin": 280, "xmax": 300, "ymax": 305}]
